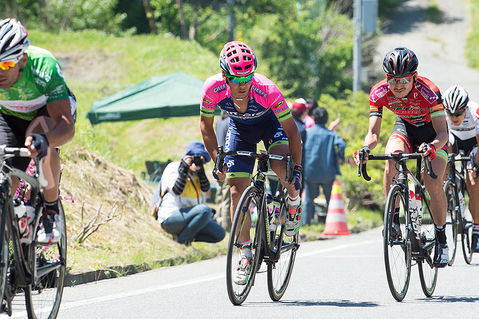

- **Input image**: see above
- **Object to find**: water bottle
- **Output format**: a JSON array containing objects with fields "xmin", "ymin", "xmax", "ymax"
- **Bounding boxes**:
[
  {"xmin": 14, "ymin": 202, "xmax": 36, "ymax": 244},
  {"xmin": 269, "ymin": 197, "xmax": 280, "ymax": 232},
  {"xmin": 458, "ymin": 191, "xmax": 466, "ymax": 218},
  {"xmin": 408, "ymin": 183, "xmax": 422, "ymax": 237}
]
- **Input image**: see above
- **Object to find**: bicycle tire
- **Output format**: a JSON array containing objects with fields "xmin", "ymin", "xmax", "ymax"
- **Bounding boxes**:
[
  {"xmin": 460, "ymin": 188, "xmax": 473, "ymax": 264},
  {"xmin": 267, "ymin": 202, "xmax": 298, "ymax": 301},
  {"xmin": 383, "ymin": 184, "xmax": 411, "ymax": 301},
  {"xmin": 0, "ymin": 217, "xmax": 8, "ymax": 311},
  {"xmin": 25, "ymin": 200, "xmax": 67, "ymax": 319},
  {"xmin": 226, "ymin": 186, "xmax": 263, "ymax": 305},
  {"xmin": 444, "ymin": 180, "xmax": 458, "ymax": 266},
  {"xmin": 417, "ymin": 190, "xmax": 438, "ymax": 297}
]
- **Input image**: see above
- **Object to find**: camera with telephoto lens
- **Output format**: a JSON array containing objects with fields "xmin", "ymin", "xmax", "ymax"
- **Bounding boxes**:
[{"xmin": 192, "ymin": 155, "xmax": 204, "ymax": 166}]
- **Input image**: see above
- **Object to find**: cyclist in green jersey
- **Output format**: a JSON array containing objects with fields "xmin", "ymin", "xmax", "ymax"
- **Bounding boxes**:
[{"xmin": 0, "ymin": 18, "xmax": 75, "ymax": 245}]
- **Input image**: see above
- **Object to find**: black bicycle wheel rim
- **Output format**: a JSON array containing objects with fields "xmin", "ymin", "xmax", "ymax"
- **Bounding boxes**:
[
  {"xmin": 0, "ymin": 218, "xmax": 8, "ymax": 308},
  {"xmin": 383, "ymin": 184, "xmax": 411, "ymax": 301},
  {"xmin": 417, "ymin": 190, "xmax": 438, "ymax": 297},
  {"xmin": 267, "ymin": 203, "xmax": 298, "ymax": 301},
  {"xmin": 226, "ymin": 186, "xmax": 263, "ymax": 305},
  {"xmin": 444, "ymin": 180, "xmax": 458, "ymax": 266},
  {"xmin": 25, "ymin": 201, "xmax": 67, "ymax": 319},
  {"xmin": 461, "ymin": 188, "xmax": 473, "ymax": 264}
]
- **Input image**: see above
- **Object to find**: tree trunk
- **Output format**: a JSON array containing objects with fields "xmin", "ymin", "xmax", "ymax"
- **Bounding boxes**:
[
  {"xmin": 176, "ymin": 0, "xmax": 188, "ymax": 39},
  {"xmin": 188, "ymin": 7, "xmax": 198, "ymax": 40},
  {"xmin": 143, "ymin": 0, "xmax": 158, "ymax": 34}
]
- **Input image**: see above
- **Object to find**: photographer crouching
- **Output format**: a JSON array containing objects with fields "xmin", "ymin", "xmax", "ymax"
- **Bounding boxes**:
[{"xmin": 152, "ymin": 141, "xmax": 225, "ymax": 245}]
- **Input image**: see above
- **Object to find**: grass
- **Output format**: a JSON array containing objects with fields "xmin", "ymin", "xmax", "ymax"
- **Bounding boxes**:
[
  {"xmin": 426, "ymin": 0, "xmax": 443, "ymax": 23},
  {"xmin": 465, "ymin": 0, "xmax": 479, "ymax": 69}
]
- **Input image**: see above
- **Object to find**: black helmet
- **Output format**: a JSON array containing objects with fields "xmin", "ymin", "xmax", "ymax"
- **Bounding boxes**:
[{"xmin": 382, "ymin": 47, "xmax": 418, "ymax": 76}]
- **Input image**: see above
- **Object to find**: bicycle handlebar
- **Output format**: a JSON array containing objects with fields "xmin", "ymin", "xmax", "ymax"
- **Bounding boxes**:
[
  {"xmin": 214, "ymin": 147, "xmax": 294, "ymax": 182},
  {"xmin": 0, "ymin": 145, "xmax": 48, "ymax": 187},
  {"xmin": 358, "ymin": 152, "xmax": 437, "ymax": 181}
]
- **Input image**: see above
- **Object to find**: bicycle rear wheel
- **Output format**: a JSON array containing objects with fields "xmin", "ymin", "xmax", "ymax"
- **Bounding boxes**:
[
  {"xmin": 417, "ymin": 192, "xmax": 438, "ymax": 298},
  {"xmin": 460, "ymin": 189, "xmax": 473, "ymax": 264},
  {"xmin": 0, "ymin": 220, "xmax": 8, "ymax": 312},
  {"xmin": 267, "ymin": 202, "xmax": 299, "ymax": 301},
  {"xmin": 25, "ymin": 201, "xmax": 67, "ymax": 319},
  {"xmin": 226, "ymin": 186, "xmax": 263, "ymax": 305},
  {"xmin": 444, "ymin": 180, "xmax": 458, "ymax": 266},
  {"xmin": 383, "ymin": 184, "xmax": 411, "ymax": 301}
]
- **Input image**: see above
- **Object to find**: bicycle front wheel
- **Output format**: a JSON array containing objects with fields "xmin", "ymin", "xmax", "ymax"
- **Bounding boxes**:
[
  {"xmin": 460, "ymin": 189, "xmax": 473, "ymax": 264},
  {"xmin": 417, "ymin": 191, "xmax": 438, "ymax": 298},
  {"xmin": 226, "ymin": 186, "xmax": 263, "ymax": 305},
  {"xmin": 383, "ymin": 184, "xmax": 411, "ymax": 301},
  {"xmin": 25, "ymin": 201, "xmax": 67, "ymax": 319},
  {"xmin": 267, "ymin": 203, "xmax": 299, "ymax": 301},
  {"xmin": 444, "ymin": 180, "xmax": 458, "ymax": 266}
]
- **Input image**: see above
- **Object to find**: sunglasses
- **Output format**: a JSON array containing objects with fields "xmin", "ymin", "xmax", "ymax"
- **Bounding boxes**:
[
  {"xmin": 446, "ymin": 110, "xmax": 466, "ymax": 117},
  {"xmin": 387, "ymin": 74, "xmax": 414, "ymax": 85},
  {"xmin": 0, "ymin": 60, "xmax": 17, "ymax": 71},
  {"xmin": 226, "ymin": 73, "xmax": 254, "ymax": 84}
]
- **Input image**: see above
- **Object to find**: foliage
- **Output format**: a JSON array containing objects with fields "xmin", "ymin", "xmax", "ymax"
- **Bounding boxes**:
[
  {"xmin": 465, "ymin": 0, "xmax": 479, "ymax": 69},
  {"xmin": 260, "ymin": 3, "xmax": 353, "ymax": 99},
  {"xmin": 4, "ymin": 0, "xmax": 126, "ymax": 34}
]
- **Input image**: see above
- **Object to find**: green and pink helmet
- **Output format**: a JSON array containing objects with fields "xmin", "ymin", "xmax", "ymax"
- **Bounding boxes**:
[{"xmin": 219, "ymin": 41, "xmax": 257, "ymax": 77}]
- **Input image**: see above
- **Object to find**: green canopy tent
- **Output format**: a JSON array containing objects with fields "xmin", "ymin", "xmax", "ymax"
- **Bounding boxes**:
[{"xmin": 86, "ymin": 72, "xmax": 218, "ymax": 125}]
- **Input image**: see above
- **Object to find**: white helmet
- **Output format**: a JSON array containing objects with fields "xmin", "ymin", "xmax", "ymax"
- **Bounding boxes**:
[
  {"xmin": 0, "ymin": 18, "xmax": 30, "ymax": 62},
  {"xmin": 443, "ymin": 84, "xmax": 469, "ymax": 115}
]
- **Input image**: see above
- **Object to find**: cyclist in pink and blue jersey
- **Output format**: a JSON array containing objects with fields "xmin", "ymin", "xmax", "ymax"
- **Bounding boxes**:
[{"xmin": 200, "ymin": 41, "xmax": 302, "ymax": 285}]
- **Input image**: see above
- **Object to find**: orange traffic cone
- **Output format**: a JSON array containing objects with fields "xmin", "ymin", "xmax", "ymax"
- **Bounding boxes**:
[{"xmin": 321, "ymin": 180, "xmax": 351, "ymax": 236}]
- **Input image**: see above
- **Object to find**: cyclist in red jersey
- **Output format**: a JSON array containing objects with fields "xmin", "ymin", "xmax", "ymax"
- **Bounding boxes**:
[
  {"xmin": 200, "ymin": 41, "xmax": 302, "ymax": 285},
  {"xmin": 354, "ymin": 47, "xmax": 449, "ymax": 267}
]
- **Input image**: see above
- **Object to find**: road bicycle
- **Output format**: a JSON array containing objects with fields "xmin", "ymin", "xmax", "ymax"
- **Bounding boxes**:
[
  {"xmin": 444, "ymin": 152, "xmax": 475, "ymax": 265},
  {"xmin": 358, "ymin": 151, "xmax": 438, "ymax": 301},
  {"xmin": 215, "ymin": 146, "xmax": 300, "ymax": 305},
  {"xmin": 0, "ymin": 146, "xmax": 67, "ymax": 318}
]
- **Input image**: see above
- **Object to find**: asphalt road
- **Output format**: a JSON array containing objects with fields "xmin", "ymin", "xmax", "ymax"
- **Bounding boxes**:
[{"xmin": 15, "ymin": 228, "xmax": 479, "ymax": 319}]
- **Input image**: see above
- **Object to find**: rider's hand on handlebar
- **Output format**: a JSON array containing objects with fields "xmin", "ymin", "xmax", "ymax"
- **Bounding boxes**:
[
  {"xmin": 419, "ymin": 143, "xmax": 436, "ymax": 160},
  {"xmin": 25, "ymin": 133, "xmax": 49, "ymax": 159},
  {"xmin": 354, "ymin": 146, "xmax": 370, "ymax": 166},
  {"xmin": 212, "ymin": 166, "xmax": 227, "ymax": 181}
]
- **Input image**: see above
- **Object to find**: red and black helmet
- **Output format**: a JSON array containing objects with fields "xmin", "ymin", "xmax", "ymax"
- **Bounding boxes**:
[{"xmin": 382, "ymin": 47, "xmax": 418, "ymax": 76}]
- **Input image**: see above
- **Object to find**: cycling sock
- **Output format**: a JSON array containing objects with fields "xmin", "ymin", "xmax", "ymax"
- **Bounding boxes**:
[
  {"xmin": 287, "ymin": 194, "xmax": 300, "ymax": 210},
  {"xmin": 44, "ymin": 200, "xmax": 59, "ymax": 214},
  {"xmin": 239, "ymin": 240, "xmax": 252, "ymax": 258},
  {"xmin": 435, "ymin": 224, "xmax": 447, "ymax": 244},
  {"xmin": 472, "ymin": 223, "xmax": 479, "ymax": 235}
]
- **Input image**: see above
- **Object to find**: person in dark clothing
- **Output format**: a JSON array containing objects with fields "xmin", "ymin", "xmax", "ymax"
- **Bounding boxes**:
[{"xmin": 303, "ymin": 107, "xmax": 346, "ymax": 225}]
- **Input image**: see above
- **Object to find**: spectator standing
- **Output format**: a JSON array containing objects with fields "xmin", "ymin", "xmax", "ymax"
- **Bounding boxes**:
[
  {"xmin": 215, "ymin": 113, "xmax": 232, "ymax": 230},
  {"xmin": 303, "ymin": 107, "xmax": 346, "ymax": 225},
  {"xmin": 152, "ymin": 141, "xmax": 225, "ymax": 244},
  {"xmin": 304, "ymin": 98, "xmax": 318, "ymax": 129}
]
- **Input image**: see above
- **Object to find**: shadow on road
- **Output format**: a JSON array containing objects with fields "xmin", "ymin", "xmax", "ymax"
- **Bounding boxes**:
[
  {"xmin": 248, "ymin": 299, "xmax": 378, "ymax": 308},
  {"xmin": 382, "ymin": 1, "xmax": 462, "ymax": 35},
  {"xmin": 422, "ymin": 296, "xmax": 479, "ymax": 303}
]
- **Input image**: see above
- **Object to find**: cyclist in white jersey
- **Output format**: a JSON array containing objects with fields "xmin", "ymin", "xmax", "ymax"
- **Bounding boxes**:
[
  {"xmin": 443, "ymin": 84, "xmax": 479, "ymax": 252},
  {"xmin": 0, "ymin": 18, "xmax": 75, "ymax": 245}
]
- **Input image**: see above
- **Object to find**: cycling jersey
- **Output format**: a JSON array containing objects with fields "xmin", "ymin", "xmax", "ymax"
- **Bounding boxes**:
[
  {"xmin": 200, "ymin": 73, "xmax": 292, "ymax": 125},
  {"xmin": 447, "ymin": 101, "xmax": 479, "ymax": 142},
  {"xmin": 0, "ymin": 46, "xmax": 71, "ymax": 121},
  {"xmin": 369, "ymin": 76, "xmax": 445, "ymax": 126}
]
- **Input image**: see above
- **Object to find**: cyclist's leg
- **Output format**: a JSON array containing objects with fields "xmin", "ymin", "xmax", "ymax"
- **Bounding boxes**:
[
  {"xmin": 0, "ymin": 112, "xmax": 31, "ymax": 192},
  {"xmin": 384, "ymin": 132, "xmax": 410, "ymax": 197},
  {"xmin": 423, "ymin": 155, "xmax": 447, "ymax": 225},
  {"xmin": 465, "ymin": 146, "xmax": 479, "ymax": 250}
]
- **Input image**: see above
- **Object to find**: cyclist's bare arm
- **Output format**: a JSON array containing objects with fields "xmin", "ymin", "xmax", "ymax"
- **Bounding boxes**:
[
  {"xmin": 200, "ymin": 115, "xmax": 219, "ymax": 162},
  {"xmin": 279, "ymin": 117, "xmax": 302, "ymax": 164},
  {"xmin": 364, "ymin": 115, "xmax": 382, "ymax": 151},
  {"xmin": 429, "ymin": 115, "xmax": 448, "ymax": 150},
  {"xmin": 45, "ymin": 98, "xmax": 75, "ymax": 147}
]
